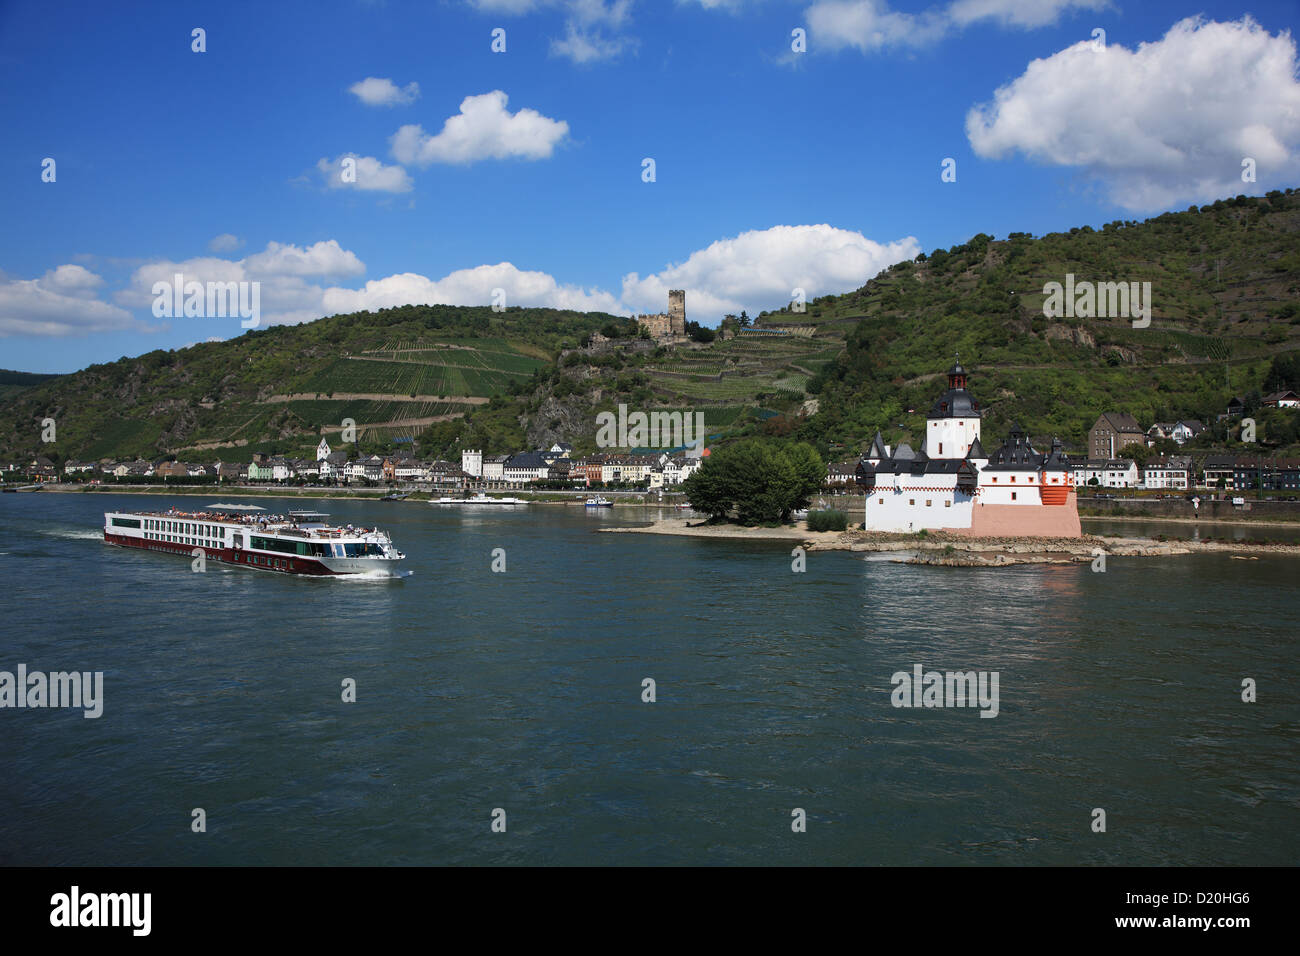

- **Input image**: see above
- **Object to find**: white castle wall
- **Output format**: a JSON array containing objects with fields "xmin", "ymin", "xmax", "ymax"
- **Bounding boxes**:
[{"xmin": 863, "ymin": 473, "xmax": 975, "ymax": 532}]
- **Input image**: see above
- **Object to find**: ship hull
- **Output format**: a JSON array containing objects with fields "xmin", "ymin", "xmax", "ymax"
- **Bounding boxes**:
[{"xmin": 103, "ymin": 530, "xmax": 404, "ymax": 577}]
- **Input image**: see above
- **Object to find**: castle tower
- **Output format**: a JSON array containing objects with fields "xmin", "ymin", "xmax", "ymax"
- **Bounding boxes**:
[
  {"xmin": 461, "ymin": 448, "xmax": 483, "ymax": 478},
  {"xmin": 926, "ymin": 357, "xmax": 982, "ymax": 459},
  {"xmin": 668, "ymin": 289, "xmax": 685, "ymax": 335}
]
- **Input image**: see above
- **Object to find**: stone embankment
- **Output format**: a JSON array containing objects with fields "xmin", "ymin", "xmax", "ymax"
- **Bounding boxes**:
[{"xmin": 602, "ymin": 519, "xmax": 1300, "ymax": 565}]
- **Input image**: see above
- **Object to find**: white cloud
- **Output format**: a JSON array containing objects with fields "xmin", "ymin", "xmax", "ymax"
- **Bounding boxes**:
[
  {"xmin": 621, "ymin": 224, "xmax": 920, "ymax": 319},
  {"xmin": 390, "ymin": 91, "xmax": 569, "ymax": 166},
  {"xmin": 316, "ymin": 154, "xmax": 414, "ymax": 193},
  {"xmin": 0, "ymin": 266, "xmax": 142, "ymax": 337},
  {"xmin": 321, "ymin": 262, "xmax": 624, "ymax": 315},
  {"xmin": 806, "ymin": 0, "xmax": 1105, "ymax": 53},
  {"xmin": 467, "ymin": 0, "xmax": 635, "ymax": 63},
  {"xmin": 947, "ymin": 0, "xmax": 1106, "ymax": 29},
  {"xmin": 54, "ymin": 223, "xmax": 915, "ymax": 337},
  {"xmin": 468, "ymin": 0, "xmax": 543, "ymax": 11},
  {"xmin": 550, "ymin": 21, "xmax": 630, "ymax": 63},
  {"xmin": 965, "ymin": 16, "xmax": 1300, "ymax": 210},
  {"xmin": 40, "ymin": 264, "xmax": 104, "ymax": 298},
  {"xmin": 208, "ymin": 233, "xmax": 244, "ymax": 253},
  {"xmin": 244, "ymin": 240, "xmax": 366, "ymax": 279},
  {"xmin": 807, "ymin": 0, "xmax": 945, "ymax": 52},
  {"xmin": 349, "ymin": 76, "xmax": 421, "ymax": 107},
  {"xmin": 117, "ymin": 241, "xmax": 368, "ymax": 327}
]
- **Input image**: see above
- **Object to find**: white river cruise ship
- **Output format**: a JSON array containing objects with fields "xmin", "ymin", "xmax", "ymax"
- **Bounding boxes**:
[{"xmin": 103, "ymin": 507, "xmax": 406, "ymax": 576}]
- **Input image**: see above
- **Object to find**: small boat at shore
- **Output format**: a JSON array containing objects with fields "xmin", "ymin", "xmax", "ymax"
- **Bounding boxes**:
[
  {"xmin": 380, "ymin": 492, "xmax": 409, "ymax": 501},
  {"xmin": 584, "ymin": 496, "xmax": 613, "ymax": 508},
  {"xmin": 431, "ymin": 493, "xmax": 529, "ymax": 505}
]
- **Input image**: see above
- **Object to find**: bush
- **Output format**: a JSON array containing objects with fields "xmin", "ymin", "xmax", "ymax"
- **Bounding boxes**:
[{"xmin": 806, "ymin": 509, "xmax": 848, "ymax": 532}]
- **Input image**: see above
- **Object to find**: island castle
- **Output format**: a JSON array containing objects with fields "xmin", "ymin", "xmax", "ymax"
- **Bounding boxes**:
[{"xmin": 855, "ymin": 360, "xmax": 1081, "ymax": 537}]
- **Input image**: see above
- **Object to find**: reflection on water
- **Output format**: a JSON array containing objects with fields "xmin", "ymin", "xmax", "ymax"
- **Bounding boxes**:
[
  {"xmin": 1084, "ymin": 515, "xmax": 1300, "ymax": 542},
  {"xmin": 0, "ymin": 492, "xmax": 1295, "ymax": 866}
]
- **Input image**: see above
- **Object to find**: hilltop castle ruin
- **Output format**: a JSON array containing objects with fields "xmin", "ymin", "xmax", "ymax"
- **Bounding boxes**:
[{"xmin": 636, "ymin": 289, "xmax": 686, "ymax": 342}]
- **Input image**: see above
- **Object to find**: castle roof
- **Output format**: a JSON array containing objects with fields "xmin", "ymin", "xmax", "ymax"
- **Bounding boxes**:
[
  {"xmin": 927, "ymin": 359, "xmax": 981, "ymax": 420},
  {"xmin": 985, "ymin": 424, "xmax": 1044, "ymax": 470}
]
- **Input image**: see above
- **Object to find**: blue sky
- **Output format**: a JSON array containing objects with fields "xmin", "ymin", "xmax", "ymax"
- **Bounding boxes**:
[{"xmin": 2, "ymin": 0, "xmax": 1298, "ymax": 373}]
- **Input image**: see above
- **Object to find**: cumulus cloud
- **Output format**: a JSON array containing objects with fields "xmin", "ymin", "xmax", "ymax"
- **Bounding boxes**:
[
  {"xmin": 208, "ymin": 233, "xmax": 243, "ymax": 253},
  {"xmin": 390, "ymin": 91, "xmax": 569, "ymax": 165},
  {"xmin": 49, "ymin": 223, "xmax": 916, "ymax": 336},
  {"xmin": 806, "ymin": 0, "xmax": 1105, "ymax": 53},
  {"xmin": 316, "ymin": 154, "xmax": 414, "ymax": 192},
  {"xmin": 0, "ymin": 266, "xmax": 142, "ymax": 337},
  {"xmin": 349, "ymin": 76, "xmax": 421, "ymax": 107},
  {"xmin": 621, "ymin": 224, "xmax": 920, "ymax": 319},
  {"xmin": 965, "ymin": 16, "xmax": 1300, "ymax": 210},
  {"xmin": 244, "ymin": 240, "xmax": 366, "ymax": 279},
  {"xmin": 321, "ymin": 262, "xmax": 624, "ymax": 315},
  {"xmin": 116, "ymin": 241, "xmax": 368, "ymax": 327},
  {"xmin": 40, "ymin": 264, "xmax": 104, "ymax": 297}
]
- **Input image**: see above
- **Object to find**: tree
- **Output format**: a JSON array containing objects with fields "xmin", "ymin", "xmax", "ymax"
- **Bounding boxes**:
[
  {"xmin": 685, "ymin": 320, "xmax": 716, "ymax": 343},
  {"xmin": 1118, "ymin": 441, "xmax": 1152, "ymax": 465},
  {"xmin": 682, "ymin": 440, "xmax": 826, "ymax": 523}
]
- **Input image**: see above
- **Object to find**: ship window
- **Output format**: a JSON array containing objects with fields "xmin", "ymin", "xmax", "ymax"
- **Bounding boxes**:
[
  {"xmin": 110, "ymin": 517, "xmax": 141, "ymax": 529},
  {"xmin": 938, "ymin": 443, "xmax": 943, "ymax": 454}
]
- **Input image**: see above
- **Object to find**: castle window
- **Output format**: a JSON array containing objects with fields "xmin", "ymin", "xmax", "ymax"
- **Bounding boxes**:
[
  {"xmin": 945, "ymin": 500, "xmax": 951, "ymax": 508},
  {"xmin": 878, "ymin": 498, "xmax": 884, "ymax": 505},
  {"xmin": 938, "ymin": 443, "xmax": 943, "ymax": 455},
  {"xmin": 909, "ymin": 499, "xmax": 915, "ymax": 506},
  {"xmin": 926, "ymin": 499, "xmax": 932, "ymax": 507},
  {"xmin": 1011, "ymin": 492, "xmax": 1017, "ymax": 500},
  {"xmin": 1010, "ymin": 476, "xmax": 1016, "ymax": 482}
]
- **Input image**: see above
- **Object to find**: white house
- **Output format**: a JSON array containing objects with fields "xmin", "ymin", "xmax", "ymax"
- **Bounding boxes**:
[
  {"xmin": 504, "ymin": 452, "xmax": 549, "ymax": 483},
  {"xmin": 1141, "ymin": 457, "xmax": 1190, "ymax": 490},
  {"xmin": 1170, "ymin": 420, "xmax": 1204, "ymax": 445},
  {"xmin": 1102, "ymin": 459, "xmax": 1139, "ymax": 487}
]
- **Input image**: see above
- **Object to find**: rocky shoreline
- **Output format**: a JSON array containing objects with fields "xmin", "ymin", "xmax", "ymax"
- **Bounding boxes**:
[{"xmin": 601, "ymin": 518, "xmax": 1300, "ymax": 565}]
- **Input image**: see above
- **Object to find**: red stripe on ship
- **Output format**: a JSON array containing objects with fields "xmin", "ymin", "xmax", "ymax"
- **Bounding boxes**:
[{"xmin": 103, "ymin": 532, "xmax": 338, "ymax": 575}]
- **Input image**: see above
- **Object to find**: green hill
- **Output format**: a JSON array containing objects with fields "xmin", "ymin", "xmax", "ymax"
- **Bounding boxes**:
[
  {"xmin": 4, "ymin": 188, "xmax": 1300, "ymax": 467},
  {"xmin": 783, "ymin": 190, "xmax": 1300, "ymax": 455},
  {"xmin": 0, "ymin": 305, "xmax": 623, "ymax": 463}
]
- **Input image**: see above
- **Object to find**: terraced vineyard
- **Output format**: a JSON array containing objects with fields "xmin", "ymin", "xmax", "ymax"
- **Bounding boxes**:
[
  {"xmin": 635, "ymin": 327, "xmax": 840, "ymax": 406},
  {"xmin": 293, "ymin": 354, "xmax": 543, "ymax": 398}
]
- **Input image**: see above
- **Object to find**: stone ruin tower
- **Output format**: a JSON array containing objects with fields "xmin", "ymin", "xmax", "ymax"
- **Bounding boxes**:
[
  {"xmin": 637, "ymin": 290, "xmax": 687, "ymax": 341},
  {"xmin": 668, "ymin": 289, "xmax": 685, "ymax": 336}
]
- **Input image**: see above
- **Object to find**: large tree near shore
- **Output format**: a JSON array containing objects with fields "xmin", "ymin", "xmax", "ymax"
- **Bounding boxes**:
[{"xmin": 684, "ymin": 440, "xmax": 825, "ymax": 524}]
